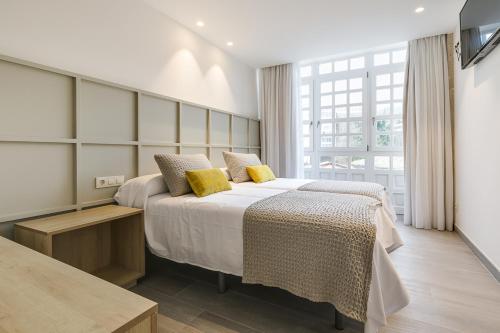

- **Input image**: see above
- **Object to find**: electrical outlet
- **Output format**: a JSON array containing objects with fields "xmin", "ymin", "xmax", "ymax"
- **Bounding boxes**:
[
  {"xmin": 95, "ymin": 176, "xmax": 125, "ymax": 189},
  {"xmin": 95, "ymin": 177, "xmax": 108, "ymax": 189}
]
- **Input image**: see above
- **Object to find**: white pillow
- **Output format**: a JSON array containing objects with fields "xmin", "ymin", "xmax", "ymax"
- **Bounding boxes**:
[{"xmin": 114, "ymin": 173, "xmax": 167, "ymax": 209}]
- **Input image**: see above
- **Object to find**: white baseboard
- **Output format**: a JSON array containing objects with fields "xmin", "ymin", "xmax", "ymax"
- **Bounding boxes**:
[{"xmin": 455, "ymin": 225, "xmax": 500, "ymax": 282}]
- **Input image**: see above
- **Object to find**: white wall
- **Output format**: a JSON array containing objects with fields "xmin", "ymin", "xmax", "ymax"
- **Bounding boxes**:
[
  {"xmin": 0, "ymin": 0, "xmax": 258, "ymax": 118},
  {"xmin": 454, "ymin": 29, "xmax": 500, "ymax": 272}
]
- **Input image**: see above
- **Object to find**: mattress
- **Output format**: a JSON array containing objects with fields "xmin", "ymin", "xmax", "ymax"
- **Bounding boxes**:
[{"xmin": 143, "ymin": 186, "xmax": 409, "ymax": 333}]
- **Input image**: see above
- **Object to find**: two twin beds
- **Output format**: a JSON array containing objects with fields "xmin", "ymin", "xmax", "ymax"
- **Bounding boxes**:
[{"xmin": 115, "ymin": 175, "xmax": 410, "ymax": 333}]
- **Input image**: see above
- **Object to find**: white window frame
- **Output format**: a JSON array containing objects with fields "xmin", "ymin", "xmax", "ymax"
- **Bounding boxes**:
[{"xmin": 299, "ymin": 44, "xmax": 407, "ymax": 213}]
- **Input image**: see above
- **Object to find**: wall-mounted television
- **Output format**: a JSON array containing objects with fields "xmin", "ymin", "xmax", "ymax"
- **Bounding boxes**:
[{"xmin": 460, "ymin": 0, "xmax": 500, "ymax": 69}]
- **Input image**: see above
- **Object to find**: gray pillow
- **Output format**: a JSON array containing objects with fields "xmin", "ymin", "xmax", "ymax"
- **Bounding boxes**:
[
  {"xmin": 219, "ymin": 167, "xmax": 232, "ymax": 181},
  {"xmin": 154, "ymin": 154, "xmax": 212, "ymax": 196},
  {"xmin": 223, "ymin": 152, "xmax": 262, "ymax": 183}
]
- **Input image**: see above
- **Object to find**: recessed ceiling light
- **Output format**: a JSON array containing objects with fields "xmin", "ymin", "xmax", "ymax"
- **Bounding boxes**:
[
  {"xmin": 415, "ymin": 7, "xmax": 425, "ymax": 13},
  {"xmin": 226, "ymin": 41, "xmax": 234, "ymax": 46},
  {"xmin": 196, "ymin": 21, "xmax": 204, "ymax": 27}
]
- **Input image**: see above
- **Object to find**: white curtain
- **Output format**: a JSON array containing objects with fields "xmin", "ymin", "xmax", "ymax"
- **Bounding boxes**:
[
  {"xmin": 403, "ymin": 34, "xmax": 454, "ymax": 231},
  {"xmin": 259, "ymin": 63, "xmax": 302, "ymax": 178}
]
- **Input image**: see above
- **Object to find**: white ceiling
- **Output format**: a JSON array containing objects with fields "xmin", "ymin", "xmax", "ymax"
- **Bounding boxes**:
[{"xmin": 143, "ymin": 0, "xmax": 464, "ymax": 68}]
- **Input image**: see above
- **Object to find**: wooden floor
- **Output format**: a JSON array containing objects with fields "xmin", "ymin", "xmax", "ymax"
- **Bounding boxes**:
[{"xmin": 131, "ymin": 220, "xmax": 500, "ymax": 333}]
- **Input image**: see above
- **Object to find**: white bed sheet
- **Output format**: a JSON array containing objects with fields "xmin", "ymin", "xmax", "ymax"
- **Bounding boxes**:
[
  {"xmin": 144, "ymin": 186, "xmax": 409, "ymax": 333},
  {"xmin": 232, "ymin": 178, "xmax": 403, "ymax": 252}
]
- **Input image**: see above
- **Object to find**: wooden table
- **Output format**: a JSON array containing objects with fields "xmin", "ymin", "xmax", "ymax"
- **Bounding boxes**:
[
  {"xmin": 15, "ymin": 205, "xmax": 145, "ymax": 288},
  {"xmin": 0, "ymin": 236, "xmax": 157, "ymax": 332}
]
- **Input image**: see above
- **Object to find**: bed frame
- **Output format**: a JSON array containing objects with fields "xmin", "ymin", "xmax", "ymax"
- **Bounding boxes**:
[{"xmin": 217, "ymin": 272, "xmax": 346, "ymax": 330}]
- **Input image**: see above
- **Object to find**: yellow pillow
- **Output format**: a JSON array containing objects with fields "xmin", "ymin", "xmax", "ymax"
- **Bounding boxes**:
[
  {"xmin": 185, "ymin": 168, "xmax": 232, "ymax": 197},
  {"xmin": 246, "ymin": 165, "xmax": 276, "ymax": 183}
]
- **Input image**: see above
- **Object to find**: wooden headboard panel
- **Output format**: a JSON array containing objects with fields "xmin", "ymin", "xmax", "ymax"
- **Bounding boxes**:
[{"xmin": 0, "ymin": 55, "xmax": 260, "ymax": 223}]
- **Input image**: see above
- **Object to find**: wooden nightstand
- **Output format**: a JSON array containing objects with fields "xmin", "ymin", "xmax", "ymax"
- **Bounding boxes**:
[{"xmin": 15, "ymin": 205, "xmax": 145, "ymax": 288}]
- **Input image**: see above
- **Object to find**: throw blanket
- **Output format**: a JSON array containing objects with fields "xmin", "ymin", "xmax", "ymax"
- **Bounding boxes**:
[
  {"xmin": 243, "ymin": 190, "xmax": 380, "ymax": 322},
  {"xmin": 299, "ymin": 180, "xmax": 385, "ymax": 202}
]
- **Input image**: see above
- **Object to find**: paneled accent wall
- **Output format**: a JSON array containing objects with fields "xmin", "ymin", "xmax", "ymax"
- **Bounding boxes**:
[{"xmin": 0, "ymin": 55, "xmax": 260, "ymax": 223}]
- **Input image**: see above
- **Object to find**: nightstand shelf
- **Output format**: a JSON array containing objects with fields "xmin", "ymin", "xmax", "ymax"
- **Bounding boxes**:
[{"xmin": 15, "ymin": 205, "xmax": 145, "ymax": 288}]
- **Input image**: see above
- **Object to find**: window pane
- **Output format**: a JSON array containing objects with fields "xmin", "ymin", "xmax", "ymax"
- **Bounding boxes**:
[
  {"xmin": 349, "ymin": 77, "xmax": 363, "ymax": 90},
  {"xmin": 300, "ymin": 66, "xmax": 312, "ymax": 77},
  {"xmin": 376, "ymin": 134, "xmax": 391, "ymax": 147},
  {"xmin": 335, "ymin": 122, "xmax": 347, "ymax": 134},
  {"xmin": 321, "ymin": 95, "xmax": 332, "ymax": 107},
  {"xmin": 351, "ymin": 156, "xmax": 366, "ymax": 169},
  {"xmin": 335, "ymin": 107, "xmax": 347, "ymax": 119},
  {"xmin": 376, "ymin": 74, "xmax": 391, "ymax": 87},
  {"xmin": 320, "ymin": 156, "xmax": 333, "ymax": 168},
  {"xmin": 301, "ymin": 97, "xmax": 310, "ymax": 108},
  {"xmin": 335, "ymin": 136, "xmax": 347, "ymax": 147},
  {"xmin": 376, "ymin": 89, "xmax": 391, "ymax": 102},
  {"xmin": 349, "ymin": 91, "xmax": 362, "ymax": 104},
  {"xmin": 376, "ymin": 103, "xmax": 391, "ymax": 116},
  {"xmin": 393, "ymin": 86, "xmax": 404, "ymax": 100},
  {"xmin": 350, "ymin": 105, "xmax": 362, "ymax": 118},
  {"xmin": 300, "ymin": 84, "xmax": 309, "ymax": 96},
  {"xmin": 319, "ymin": 62, "xmax": 332, "ymax": 74},
  {"xmin": 321, "ymin": 136, "xmax": 333, "ymax": 148},
  {"xmin": 334, "ymin": 80, "xmax": 347, "ymax": 92},
  {"xmin": 303, "ymin": 136, "xmax": 310, "ymax": 148},
  {"xmin": 393, "ymin": 133, "xmax": 403, "ymax": 147},
  {"xmin": 321, "ymin": 108, "xmax": 332, "ymax": 119},
  {"xmin": 334, "ymin": 156, "xmax": 349, "ymax": 169},
  {"xmin": 349, "ymin": 121, "xmax": 362, "ymax": 133},
  {"xmin": 350, "ymin": 135, "xmax": 363, "ymax": 147},
  {"xmin": 393, "ymin": 72, "xmax": 405, "ymax": 85},
  {"xmin": 335, "ymin": 93, "xmax": 347, "ymax": 106},
  {"xmin": 321, "ymin": 81, "xmax": 333, "ymax": 94},
  {"xmin": 393, "ymin": 119, "xmax": 403, "ymax": 132},
  {"xmin": 374, "ymin": 53, "xmax": 390, "ymax": 66},
  {"xmin": 376, "ymin": 120, "xmax": 391, "ymax": 132},
  {"xmin": 302, "ymin": 110, "xmax": 310, "ymax": 120},
  {"xmin": 393, "ymin": 156, "xmax": 404, "ymax": 170},
  {"xmin": 350, "ymin": 56, "xmax": 365, "ymax": 70},
  {"xmin": 304, "ymin": 155, "xmax": 312, "ymax": 168},
  {"xmin": 321, "ymin": 122, "xmax": 332, "ymax": 135},
  {"xmin": 303, "ymin": 124, "xmax": 310, "ymax": 135},
  {"xmin": 392, "ymin": 49, "xmax": 407, "ymax": 63},
  {"xmin": 374, "ymin": 156, "xmax": 390, "ymax": 169},
  {"xmin": 393, "ymin": 102, "xmax": 403, "ymax": 115},
  {"xmin": 334, "ymin": 60, "xmax": 348, "ymax": 72}
]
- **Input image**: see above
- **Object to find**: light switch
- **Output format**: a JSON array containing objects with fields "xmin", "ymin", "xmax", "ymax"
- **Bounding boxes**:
[{"xmin": 116, "ymin": 175, "xmax": 125, "ymax": 185}]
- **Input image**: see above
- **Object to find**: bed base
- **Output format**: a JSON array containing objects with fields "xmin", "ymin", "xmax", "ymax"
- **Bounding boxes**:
[
  {"xmin": 217, "ymin": 272, "xmax": 346, "ymax": 330},
  {"xmin": 217, "ymin": 271, "xmax": 227, "ymax": 293},
  {"xmin": 334, "ymin": 308, "xmax": 345, "ymax": 330}
]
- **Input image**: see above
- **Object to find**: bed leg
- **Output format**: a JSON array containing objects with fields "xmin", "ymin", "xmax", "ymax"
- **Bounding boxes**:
[
  {"xmin": 334, "ymin": 308, "xmax": 345, "ymax": 330},
  {"xmin": 218, "ymin": 272, "xmax": 227, "ymax": 293}
]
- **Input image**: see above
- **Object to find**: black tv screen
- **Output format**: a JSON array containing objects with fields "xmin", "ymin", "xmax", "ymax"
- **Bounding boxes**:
[{"xmin": 460, "ymin": 0, "xmax": 500, "ymax": 69}]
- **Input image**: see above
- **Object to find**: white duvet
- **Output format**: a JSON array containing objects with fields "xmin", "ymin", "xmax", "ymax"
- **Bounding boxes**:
[{"xmin": 115, "ymin": 176, "xmax": 409, "ymax": 333}]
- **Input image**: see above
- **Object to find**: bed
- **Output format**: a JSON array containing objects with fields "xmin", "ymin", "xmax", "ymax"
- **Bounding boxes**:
[{"xmin": 114, "ymin": 174, "xmax": 410, "ymax": 333}]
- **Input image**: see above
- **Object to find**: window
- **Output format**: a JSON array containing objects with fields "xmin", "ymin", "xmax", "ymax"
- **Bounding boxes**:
[{"xmin": 299, "ymin": 45, "xmax": 406, "ymax": 213}]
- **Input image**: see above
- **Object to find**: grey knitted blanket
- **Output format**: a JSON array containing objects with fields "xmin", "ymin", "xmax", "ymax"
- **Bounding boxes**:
[
  {"xmin": 298, "ymin": 180, "xmax": 385, "ymax": 201},
  {"xmin": 242, "ymin": 190, "xmax": 380, "ymax": 322}
]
